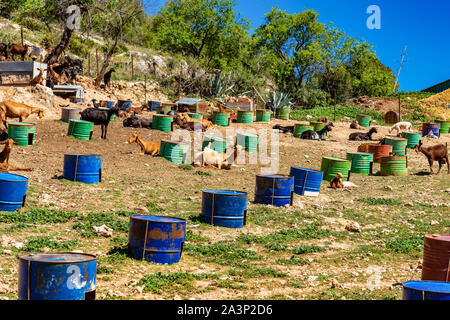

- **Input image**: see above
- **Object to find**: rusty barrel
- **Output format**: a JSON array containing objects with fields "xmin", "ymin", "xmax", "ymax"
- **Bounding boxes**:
[
  {"xmin": 380, "ymin": 155, "xmax": 408, "ymax": 176},
  {"xmin": 421, "ymin": 234, "xmax": 450, "ymax": 282},
  {"xmin": 402, "ymin": 281, "xmax": 450, "ymax": 300},
  {"xmin": 18, "ymin": 253, "xmax": 97, "ymax": 300},
  {"xmin": 128, "ymin": 215, "xmax": 186, "ymax": 265},
  {"xmin": 254, "ymin": 175, "xmax": 294, "ymax": 207},
  {"xmin": 368, "ymin": 144, "xmax": 392, "ymax": 163}
]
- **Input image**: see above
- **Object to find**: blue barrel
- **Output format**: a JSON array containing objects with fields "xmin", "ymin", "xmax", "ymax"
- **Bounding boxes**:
[
  {"xmin": 18, "ymin": 253, "xmax": 97, "ymax": 300},
  {"xmin": 148, "ymin": 101, "xmax": 161, "ymax": 112},
  {"xmin": 290, "ymin": 167, "xmax": 323, "ymax": 197},
  {"xmin": 101, "ymin": 100, "xmax": 115, "ymax": 109},
  {"xmin": 117, "ymin": 99, "xmax": 132, "ymax": 110},
  {"xmin": 63, "ymin": 154, "xmax": 102, "ymax": 184},
  {"xmin": 422, "ymin": 123, "xmax": 440, "ymax": 138},
  {"xmin": 201, "ymin": 190, "xmax": 247, "ymax": 229},
  {"xmin": 0, "ymin": 172, "xmax": 28, "ymax": 211},
  {"xmin": 254, "ymin": 175, "xmax": 293, "ymax": 207},
  {"xmin": 402, "ymin": 281, "xmax": 450, "ymax": 300},
  {"xmin": 128, "ymin": 215, "xmax": 186, "ymax": 265}
]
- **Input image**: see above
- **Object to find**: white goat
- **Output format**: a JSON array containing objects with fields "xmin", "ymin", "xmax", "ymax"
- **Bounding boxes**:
[
  {"xmin": 388, "ymin": 121, "xmax": 412, "ymax": 135},
  {"xmin": 193, "ymin": 144, "xmax": 242, "ymax": 169}
]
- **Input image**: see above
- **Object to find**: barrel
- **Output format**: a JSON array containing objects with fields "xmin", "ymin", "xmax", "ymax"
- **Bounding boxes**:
[
  {"xmin": 188, "ymin": 112, "xmax": 202, "ymax": 120},
  {"xmin": 147, "ymin": 101, "xmax": 161, "ymax": 112},
  {"xmin": 289, "ymin": 167, "xmax": 323, "ymax": 197},
  {"xmin": 384, "ymin": 111, "xmax": 400, "ymax": 124},
  {"xmin": 128, "ymin": 215, "xmax": 186, "ymax": 265},
  {"xmin": 436, "ymin": 120, "xmax": 450, "ymax": 134},
  {"xmin": 254, "ymin": 175, "xmax": 293, "ymax": 207},
  {"xmin": 310, "ymin": 122, "xmax": 328, "ymax": 136},
  {"xmin": 293, "ymin": 124, "xmax": 313, "ymax": 138},
  {"xmin": 117, "ymin": 99, "xmax": 132, "ymax": 110},
  {"xmin": 212, "ymin": 111, "xmax": 230, "ymax": 126},
  {"xmin": 422, "ymin": 123, "xmax": 440, "ymax": 138},
  {"xmin": 7, "ymin": 122, "xmax": 36, "ymax": 146},
  {"xmin": 346, "ymin": 152, "xmax": 373, "ymax": 175},
  {"xmin": 236, "ymin": 131, "xmax": 258, "ymax": 153},
  {"xmin": 320, "ymin": 157, "xmax": 352, "ymax": 182},
  {"xmin": 201, "ymin": 190, "xmax": 247, "ymax": 229},
  {"xmin": 421, "ymin": 234, "xmax": 450, "ymax": 282},
  {"xmin": 100, "ymin": 100, "xmax": 115, "ymax": 109},
  {"xmin": 401, "ymin": 132, "xmax": 422, "ymax": 149},
  {"xmin": 61, "ymin": 108, "xmax": 81, "ymax": 123},
  {"xmin": 160, "ymin": 140, "xmax": 190, "ymax": 164},
  {"xmin": 237, "ymin": 111, "xmax": 254, "ymax": 124},
  {"xmin": 152, "ymin": 114, "xmax": 173, "ymax": 132},
  {"xmin": 380, "ymin": 155, "xmax": 408, "ymax": 176},
  {"xmin": 255, "ymin": 110, "xmax": 271, "ymax": 122},
  {"xmin": 275, "ymin": 108, "xmax": 290, "ymax": 120},
  {"xmin": 402, "ymin": 281, "xmax": 450, "ymax": 300},
  {"xmin": 18, "ymin": 253, "xmax": 97, "ymax": 300},
  {"xmin": 156, "ymin": 105, "xmax": 172, "ymax": 115},
  {"xmin": 368, "ymin": 144, "xmax": 393, "ymax": 163},
  {"xmin": 356, "ymin": 114, "xmax": 372, "ymax": 127},
  {"xmin": 98, "ymin": 107, "xmax": 115, "ymax": 121},
  {"xmin": 63, "ymin": 154, "xmax": 102, "ymax": 184},
  {"xmin": 0, "ymin": 172, "xmax": 28, "ymax": 211},
  {"xmin": 203, "ymin": 135, "xmax": 230, "ymax": 153},
  {"xmin": 67, "ymin": 120, "xmax": 94, "ymax": 141},
  {"xmin": 384, "ymin": 136, "xmax": 408, "ymax": 156}
]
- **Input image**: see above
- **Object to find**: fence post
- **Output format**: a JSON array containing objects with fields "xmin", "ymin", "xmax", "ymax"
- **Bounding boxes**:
[{"xmin": 95, "ymin": 49, "xmax": 99, "ymax": 76}]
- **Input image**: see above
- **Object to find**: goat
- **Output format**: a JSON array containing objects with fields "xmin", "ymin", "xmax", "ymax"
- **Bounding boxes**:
[
  {"xmin": 388, "ymin": 121, "xmax": 412, "ymax": 135},
  {"xmin": 350, "ymin": 120, "xmax": 359, "ymax": 129},
  {"xmin": 0, "ymin": 139, "xmax": 32, "ymax": 172},
  {"xmin": 128, "ymin": 133, "xmax": 160, "ymax": 156},
  {"xmin": 80, "ymin": 107, "xmax": 120, "ymax": 139},
  {"xmin": 0, "ymin": 101, "xmax": 45, "ymax": 129},
  {"xmin": 29, "ymin": 68, "xmax": 46, "ymax": 86},
  {"xmin": 7, "ymin": 44, "xmax": 28, "ymax": 61},
  {"xmin": 0, "ymin": 43, "xmax": 8, "ymax": 59},
  {"xmin": 124, "ymin": 106, "xmax": 147, "ymax": 115},
  {"xmin": 301, "ymin": 125, "xmax": 333, "ymax": 140},
  {"xmin": 104, "ymin": 68, "xmax": 115, "ymax": 89},
  {"xmin": 330, "ymin": 173, "xmax": 344, "ymax": 189},
  {"xmin": 178, "ymin": 113, "xmax": 213, "ymax": 130},
  {"xmin": 415, "ymin": 140, "xmax": 449, "ymax": 175},
  {"xmin": 92, "ymin": 99, "xmax": 101, "ymax": 108},
  {"xmin": 123, "ymin": 115, "xmax": 152, "ymax": 129},
  {"xmin": 272, "ymin": 124, "xmax": 294, "ymax": 134},
  {"xmin": 194, "ymin": 143, "xmax": 243, "ymax": 170},
  {"xmin": 349, "ymin": 127, "xmax": 378, "ymax": 141},
  {"xmin": 26, "ymin": 46, "xmax": 48, "ymax": 61},
  {"xmin": 174, "ymin": 115, "xmax": 206, "ymax": 131}
]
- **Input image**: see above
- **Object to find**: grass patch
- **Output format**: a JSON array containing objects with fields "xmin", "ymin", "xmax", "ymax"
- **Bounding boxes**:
[
  {"xmin": 195, "ymin": 170, "xmax": 212, "ymax": 176},
  {"xmin": 0, "ymin": 208, "xmax": 80, "ymax": 224},
  {"xmin": 385, "ymin": 235, "xmax": 424, "ymax": 254},
  {"xmin": 291, "ymin": 105, "xmax": 385, "ymax": 123},
  {"xmin": 276, "ymin": 256, "xmax": 309, "ymax": 266},
  {"xmin": 179, "ymin": 164, "xmax": 194, "ymax": 170},
  {"xmin": 139, "ymin": 272, "xmax": 216, "ymax": 294},
  {"xmin": 22, "ymin": 236, "xmax": 79, "ymax": 252},
  {"xmin": 292, "ymin": 245, "xmax": 325, "ymax": 255},
  {"xmin": 72, "ymin": 212, "xmax": 128, "ymax": 237},
  {"xmin": 184, "ymin": 243, "xmax": 261, "ymax": 266},
  {"xmin": 186, "ymin": 230, "xmax": 210, "ymax": 243},
  {"xmin": 358, "ymin": 197, "xmax": 402, "ymax": 206},
  {"xmin": 227, "ymin": 267, "xmax": 288, "ymax": 278}
]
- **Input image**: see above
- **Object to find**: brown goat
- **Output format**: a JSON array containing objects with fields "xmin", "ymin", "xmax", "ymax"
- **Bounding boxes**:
[
  {"xmin": 29, "ymin": 68, "xmax": 46, "ymax": 86},
  {"xmin": 128, "ymin": 134, "xmax": 160, "ymax": 156},
  {"xmin": 0, "ymin": 101, "xmax": 45, "ymax": 128},
  {"xmin": 330, "ymin": 173, "xmax": 345, "ymax": 189},
  {"xmin": 0, "ymin": 139, "xmax": 32, "ymax": 172},
  {"xmin": 7, "ymin": 44, "xmax": 28, "ymax": 61},
  {"xmin": 350, "ymin": 120, "xmax": 359, "ymax": 129},
  {"xmin": 415, "ymin": 140, "xmax": 449, "ymax": 174}
]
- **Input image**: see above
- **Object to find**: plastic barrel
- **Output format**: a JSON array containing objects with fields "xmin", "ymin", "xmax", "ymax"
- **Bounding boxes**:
[
  {"xmin": 118, "ymin": 100, "xmax": 132, "ymax": 110},
  {"xmin": 255, "ymin": 110, "xmax": 271, "ymax": 122},
  {"xmin": 254, "ymin": 175, "xmax": 293, "ymax": 207},
  {"xmin": 61, "ymin": 108, "xmax": 81, "ymax": 123},
  {"xmin": 384, "ymin": 136, "xmax": 408, "ymax": 156},
  {"xmin": 320, "ymin": 157, "xmax": 352, "ymax": 182},
  {"xmin": 380, "ymin": 155, "xmax": 408, "ymax": 176},
  {"xmin": 368, "ymin": 144, "xmax": 393, "ymax": 163},
  {"xmin": 422, "ymin": 123, "xmax": 440, "ymax": 138},
  {"xmin": 147, "ymin": 101, "xmax": 161, "ymax": 112},
  {"xmin": 0, "ymin": 172, "xmax": 28, "ymax": 211},
  {"xmin": 156, "ymin": 106, "xmax": 172, "ymax": 115},
  {"xmin": 63, "ymin": 154, "xmax": 102, "ymax": 184},
  {"xmin": 346, "ymin": 152, "xmax": 373, "ymax": 175},
  {"xmin": 402, "ymin": 281, "xmax": 450, "ymax": 300},
  {"xmin": 435, "ymin": 120, "xmax": 450, "ymax": 134},
  {"xmin": 275, "ymin": 108, "xmax": 290, "ymax": 120},
  {"xmin": 290, "ymin": 167, "xmax": 323, "ymax": 197},
  {"xmin": 160, "ymin": 140, "xmax": 190, "ymax": 164},
  {"xmin": 188, "ymin": 112, "xmax": 202, "ymax": 120},
  {"xmin": 67, "ymin": 120, "xmax": 94, "ymax": 141},
  {"xmin": 18, "ymin": 253, "xmax": 97, "ymax": 300},
  {"xmin": 310, "ymin": 122, "xmax": 327, "ymax": 136},
  {"xmin": 101, "ymin": 100, "xmax": 115, "ymax": 109},
  {"xmin": 236, "ymin": 131, "xmax": 258, "ymax": 153},
  {"xmin": 203, "ymin": 135, "xmax": 230, "ymax": 153},
  {"xmin": 356, "ymin": 114, "xmax": 372, "ymax": 127},
  {"xmin": 421, "ymin": 234, "xmax": 450, "ymax": 282},
  {"xmin": 293, "ymin": 124, "xmax": 313, "ymax": 138},
  {"xmin": 237, "ymin": 111, "xmax": 254, "ymax": 123},
  {"xmin": 128, "ymin": 215, "xmax": 186, "ymax": 265},
  {"xmin": 212, "ymin": 111, "xmax": 230, "ymax": 126},
  {"xmin": 152, "ymin": 114, "xmax": 173, "ymax": 132},
  {"xmin": 201, "ymin": 190, "xmax": 247, "ymax": 229},
  {"xmin": 7, "ymin": 122, "xmax": 36, "ymax": 146},
  {"xmin": 401, "ymin": 132, "xmax": 422, "ymax": 149}
]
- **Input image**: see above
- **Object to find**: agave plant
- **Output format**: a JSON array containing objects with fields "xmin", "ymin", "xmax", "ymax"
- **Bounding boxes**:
[
  {"xmin": 207, "ymin": 72, "xmax": 235, "ymax": 98},
  {"xmin": 267, "ymin": 91, "xmax": 294, "ymax": 109}
]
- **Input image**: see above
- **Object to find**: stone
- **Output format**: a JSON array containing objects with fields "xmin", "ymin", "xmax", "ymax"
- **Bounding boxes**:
[
  {"xmin": 92, "ymin": 224, "xmax": 113, "ymax": 237},
  {"xmin": 135, "ymin": 207, "xmax": 149, "ymax": 214},
  {"xmin": 384, "ymin": 185, "xmax": 393, "ymax": 191},
  {"xmin": 330, "ymin": 279, "xmax": 342, "ymax": 289},
  {"xmin": 345, "ymin": 221, "xmax": 361, "ymax": 233}
]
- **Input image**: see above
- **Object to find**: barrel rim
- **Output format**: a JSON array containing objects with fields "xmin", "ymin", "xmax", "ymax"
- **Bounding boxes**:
[
  {"xmin": 64, "ymin": 153, "xmax": 102, "ymax": 157},
  {"xmin": 130, "ymin": 215, "xmax": 187, "ymax": 223},
  {"xmin": 347, "ymin": 152, "xmax": 373, "ymax": 156},
  {"xmin": 290, "ymin": 167, "xmax": 323, "ymax": 174},
  {"xmin": 160, "ymin": 139, "xmax": 190, "ymax": 146},
  {"xmin": 153, "ymin": 114, "xmax": 173, "ymax": 118},
  {"xmin": 0, "ymin": 172, "xmax": 29, "ymax": 182},
  {"xmin": 7, "ymin": 121, "xmax": 36, "ymax": 126},
  {"xmin": 322, "ymin": 156, "xmax": 351, "ymax": 163},
  {"xmin": 402, "ymin": 280, "xmax": 450, "ymax": 294},
  {"xmin": 68, "ymin": 119, "xmax": 94, "ymax": 124},
  {"xmin": 203, "ymin": 190, "xmax": 247, "ymax": 197},
  {"xmin": 256, "ymin": 174, "xmax": 294, "ymax": 180},
  {"xmin": 380, "ymin": 155, "xmax": 407, "ymax": 161},
  {"xmin": 236, "ymin": 131, "xmax": 258, "ymax": 137},
  {"xmin": 18, "ymin": 252, "xmax": 97, "ymax": 263},
  {"xmin": 425, "ymin": 234, "xmax": 450, "ymax": 242},
  {"xmin": 385, "ymin": 136, "xmax": 408, "ymax": 142}
]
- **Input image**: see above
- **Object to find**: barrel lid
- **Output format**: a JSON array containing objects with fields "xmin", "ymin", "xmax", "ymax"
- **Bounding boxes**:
[
  {"xmin": 256, "ymin": 174, "xmax": 293, "ymax": 180},
  {"xmin": 69, "ymin": 119, "xmax": 93, "ymax": 124},
  {"xmin": 236, "ymin": 131, "xmax": 257, "ymax": 137},
  {"xmin": 347, "ymin": 152, "xmax": 372, "ymax": 156},
  {"xmin": 403, "ymin": 281, "xmax": 450, "ymax": 293},
  {"xmin": 290, "ymin": 167, "xmax": 323, "ymax": 174},
  {"xmin": 322, "ymin": 156, "xmax": 349, "ymax": 162},
  {"xmin": 386, "ymin": 136, "xmax": 407, "ymax": 141},
  {"xmin": 130, "ymin": 215, "xmax": 186, "ymax": 223},
  {"xmin": 18, "ymin": 252, "xmax": 96, "ymax": 263},
  {"xmin": 203, "ymin": 190, "xmax": 247, "ymax": 196},
  {"xmin": 425, "ymin": 234, "xmax": 450, "ymax": 242},
  {"xmin": 7, "ymin": 122, "xmax": 35, "ymax": 126},
  {"xmin": 161, "ymin": 139, "xmax": 189, "ymax": 145},
  {"xmin": 64, "ymin": 153, "xmax": 101, "ymax": 157},
  {"xmin": 0, "ymin": 172, "xmax": 28, "ymax": 182}
]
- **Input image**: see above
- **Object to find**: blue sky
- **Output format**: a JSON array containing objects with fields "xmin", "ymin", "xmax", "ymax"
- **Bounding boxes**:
[{"xmin": 149, "ymin": 0, "xmax": 449, "ymax": 92}]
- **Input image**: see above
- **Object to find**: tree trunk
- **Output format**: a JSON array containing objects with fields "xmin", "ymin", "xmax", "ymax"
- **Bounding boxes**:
[
  {"xmin": 44, "ymin": 26, "xmax": 73, "ymax": 65},
  {"xmin": 94, "ymin": 36, "xmax": 119, "ymax": 87}
]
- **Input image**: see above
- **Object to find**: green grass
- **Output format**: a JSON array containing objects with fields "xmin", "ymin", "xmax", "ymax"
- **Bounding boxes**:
[
  {"xmin": 291, "ymin": 105, "xmax": 385, "ymax": 123},
  {"xmin": 292, "ymin": 244, "xmax": 325, "ymax": 255},
  {"xmin": 22, "ymin": 236, "xmax": 79, "ymax": 252},
  {"xmin": 227, "ymin": 267, "xmax": 288, "ymax": 278},
  {"xmin": 139, "ymin": 272, "xmax": 217, "ymax": 294},
  {"xmin": 72, "ymin": 212, "xmax": 129, "ymax": 237},
  {"xmin": 0, "ymin": 208, "xmax": 80, "ymax": 224},
  {"xmin": 276, "ymin": 256, "xmax": 309, "ymax": 266},
  {"xmin": 385, "ymin": 235, "xmax": 424, "ymax": 254},
  {"xmin": 184, "ymin": 243, "xmax": 261, "ymax": 266},
  {"xmin": 358, "ymin": 197, "xmax": 402, "ymax": 206},
  {"xmin": 195, "ymin": 170, "xmax": 212, "ymax": 176},
  {"xmin": 186, "ymin": 230, "xmax": 211, "ymax": 243}
]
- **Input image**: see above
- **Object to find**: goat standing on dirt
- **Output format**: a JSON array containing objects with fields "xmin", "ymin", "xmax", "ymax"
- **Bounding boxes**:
[
  {"xmin": 415, "ymin": 140, "xmax": 449, "ymax": 175},
  {"xmin": 389, "ymin": 121, "xmax": 412, "ymax": 135},
  {"xmin": 194, "ymin": 143, "xmax": 243, "ymax": 170},
  {"xmin": 0, "ymin": 139, "xmax": 32, "ymax": 172},
  {"xmin": 80, "ymin": 107, "xmax": 120, "ymax": 139},
  {"xmin": 128, "ymin": 133, "xmax": 160, "ymax": 156},
  {"xmin": 104, "ymin": 68, "xmax": 115, "ymax": 89},
  {"xmin": 0, "ymin": 101, "xmax": 45, "ymax": 129}
]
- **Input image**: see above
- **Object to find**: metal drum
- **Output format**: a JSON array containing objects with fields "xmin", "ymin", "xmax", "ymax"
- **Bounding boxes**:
[
  {"xmin": 160, "ymin": 140, "xmax": 190, "ymax": 164},
  {"xmin": 356, "ymin": 114, "xmax": 372, "ymax": 127},
  {"xmin": 422, "ymin": 234, "xmax": 450, "ymax": 282},
  {"xmin": 293, "ymin": 124, "xmax": 313, "ymax": 138},
  {"xmin": 236, "ymin": 131, "xmax": 258, "ymax": 153},
  {"xmin": 401, "ymin": 132, "xmax": 422, "ymax": 149},
  {"xmin": 188, "ymin": 112, "xmax": 202, "ymax": 120},
  {"xmin": 275, "ymin": 108, "xmax": 290, "ymax": 120},
  {"xmin": 61, "ymin": 108, "xmax": 81, "ymax": 123},
  {"xmin": 203, "ymin": 135, "xmax": 230, "ymax": 153},
  {"xmin": 7, "ymin": 122, "xmax": 36, "ymax": 146},
  {"xmin": 63, "ymin": 154, "xmax": 102, "ymax": 184},
  {"xmin": 254, "ymin": 175, "xmax": 294, "ymax": 207},
  {"xmin": 212, "ymin": 111, "xmax": 230, "ymax": 126},
  {"xmin": 201, "ymin": 190, "xmax": 247, "ymax": 229},
  {"xmin": 384, "ymin": 136, "xmax": 408, "ymax": 156},
  {"xmin": 98, "ymin": 107, "xmax": 115, "ymax": 121},
  {"xmin": 152, "ymin": 114, "xmax": 173, "ymax": 132},
  {"xmin": 368, "ymin": 144, "xmax": 393, "ymax": 163},
  {"xmin": 320, "ymin": 157, "xmax": 352, "ymax": 182},
  {"xmin": 67, "ymin": 119, "xmax": 94, "ymax": 141},
  {"xmin": 255, "ymin": 110, "xmax": 271, "ymax": 122},
  {"xmin": 0, "ymin": 172, "xmax": 28, "ymax": 211},
  {"xmin": 18, "ymin": 253, "xmax": 97, "ymax": 300},
  {"xmin": 346, "ymin": 152, "xmax": 373, "ymax": 175},
  {"xmin": 422, "ymin": 123, "xmax": 440, "ymax": 138},
  {"xmin": 435, "ymin": 120, "xmax": 450, "ymax": 134},
  {"xmin": 117, "ymin": 99, "xmax": 132, "ymax": 110},
  {"xmin": 310, "ymin": 122, "xmax": 327, "ymax": 136},
  {"xmin": 290, "ymin": 167, "xmax": 323, "ymax": 197},
  {"xmin": 100, "ymin": 100, "xmax": 115, "ymax": 109},
  {"xmin": 128, "ymin": 215, "xmax": 186, "ymax": 265},
  {"xmin": 402, "ymin": 281, "xmax": 450, "ymax": 300},
  {"xmin": 237, "ymin": 111, "xmax": 254, "ymax": 123},
  {"xmin": 147, "ymin": 101, "xmax": 161, "ymax": 112},
  {"xmin": 380, "ymin": 155, "xmax": 408, "ymax": 176}
]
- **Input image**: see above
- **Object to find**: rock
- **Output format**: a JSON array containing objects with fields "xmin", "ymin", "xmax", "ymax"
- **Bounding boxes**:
[
  {"xmin": 405, "ymin": 202, "xmax": 414, "ymax": 207},
  {"xmin": 304, "ymin": 155, "xmax": 310, "ymax": 159},
  {"xmin": 306, "ymin": 115, "xmax": 313, "ymax": 120},
  {"xmin": 12, "ymin": 241, "xmax": 24, "ymax": 249},
  {"xmin": 430, "ymin": 220, "xmax": 439, "ymax": 226},
  {"xmin": 331, "ymin": 279, "xmax": 342, "ymax": 289},
  {"xmin": 199, "ymin": 264, "xmax": 207, "ymax": 269},
  {"xmin": 384, "ymin": 185, "xmax": 393, "ymax": 191},
  {"xmin": 92, "ymin": 224, "xmax": 113, "ymax": 237},
  {"xmin": 135, "ymin": 207, "xmax": 149, "ymax": 214},
  {"xmin": 345, "ymin": 221, "xmax": 361, "ymax": 233},
  {"xmin": 2, "ymin": 249, "xmax": 12, "ymax": 255},
  {"xmin": 136, "ymin": 285, "xmax": 144, "ymax": 294},
  {"xmin": 0, "ymin": 283, "xmax": 8, "ymax": 294}
]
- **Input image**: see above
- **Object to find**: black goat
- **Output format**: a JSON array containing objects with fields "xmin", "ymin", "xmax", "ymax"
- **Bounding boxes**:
[
  {"xmin": 123, "ymin": 115, "xmax": 152, "ymax": 129},
  {"xmin": 272, "ymin": 124, "xmax": 294, "ymax": 134},
  {"xmin": 92, "ymin": 99, "xmax": 101, "ymax": 108},
  {"xmin": 80, "ymin": 107, "xmax": 120, "ymax": 139},
  {"xmin": 349, "ymin": 127, "xmax": 378, "ymax": 141},
  {"xmin": 301, "ymin": 125, "xmax": 333, "ymax": 140},
  {"xmin": 104, "ymin": 68, "xmax": 115, "ymax": 89}
]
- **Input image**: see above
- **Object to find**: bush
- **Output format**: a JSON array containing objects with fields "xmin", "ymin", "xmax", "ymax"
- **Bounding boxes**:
[
  {"xmin": 290, "ymin": 105, "xmax": 385, "ymax": 123},
  {"xmin": 291, "ymin": 87, "xmax": 330, "ymax": 109}
]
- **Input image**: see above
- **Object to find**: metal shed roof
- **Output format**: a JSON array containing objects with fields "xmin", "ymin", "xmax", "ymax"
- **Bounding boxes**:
[{"xmin": 175, "ymin": 98, "xmax": 204, "ymax": 105}]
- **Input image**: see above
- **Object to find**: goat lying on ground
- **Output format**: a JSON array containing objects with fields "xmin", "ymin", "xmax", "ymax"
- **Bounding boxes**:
[
  {"xmin": 0, "ymin": 101, "xmax": 45, "ymax": 128},
  {"xmin": 330, "ymin": 173, "xmax": 345, "ymax": 189},
  {"xmin": 0, "ymin": 139, "xmax": 32, "ymax": 172},
  {"xmin": 124, "ymin": 106, "xmax": 147, "ymax": 115},
  {"xmin": 350, "ymin": 120, "xmax": 359, "ymax": 129},
  {"xmin": 178, "ymin": 113, "xmax": 213, "ymax": 130},
  {"xmin": 349, "ymin": 127, "xmax": 378, "ymax": 141},
  {"xmin": 29, "ymin": 68, "xmax": 46, "ymax": 86},
  {"xmin": 317, "ymin": 117, "xmax": 334, "ymax": 127},
  {"xmin": 388, "ymin": 121, "xmax": 412, "ymax": 135},
  {"xmin": 272, "ymin": 124, "xmax": 294, "ymax": 134},
  {"xmin": 80, "ymin": 107, "xmax": 120, "ymax": 139},
  {"xmin": 415, "ymin": 140, "xmax": 449, "ymax": 174},
  {"xmin": 301, "ymin": 125, "xmax": 332, "ymax": 140},
  {"xmin": 128, "ymin": 133, "xmax": 160, "ymax": 156},
  {"xmin": 123, "ymin": 115, "xmax": 152, "ymax": 128},
  {"xmin": 193, "ymin": 143, "xmax": 243, "ymax": 170},
  {"xmin": 174, "ymin": 115, "xmax": 206, "ymax": 131}
]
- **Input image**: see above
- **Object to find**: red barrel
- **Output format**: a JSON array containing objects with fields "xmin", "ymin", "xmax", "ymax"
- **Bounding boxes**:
[
  {"xmin": 421, "ymin": 234, "xmax": 450, "ymax": 282},
  {"xmin": 368, "ymin": 144, "xmax": 393, "ymax": 163}
]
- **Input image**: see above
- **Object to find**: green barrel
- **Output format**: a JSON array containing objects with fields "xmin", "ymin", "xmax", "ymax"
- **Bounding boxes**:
[
  {"xmin": 160, "ymin": 140, "xmax": 190, "ymax": 164},
  {"xmin": 236, "ymin": 131, "xmax": 258, "ymax": 153},
  {"xmin": 156, "ymin": 105, "xmax": 172, "ymax": 115},
  {"xmin": 152, "ymin": 114, "xmax": 173, "ymax": 132},
  {"xmin": 346, "ymin": 152, "xmax": 373, "ymax": 175},
  {"xmin": 237, "ymin": 111, "xmax": 254, "ymax": 123},
  {"xmin": 310, "ymin": 121, "xmax": 328, "ymax": 136},
  {"xmin": 384, "ymin": 136, "xmax": 408, "ymax": 156},
  {"xmin": 212, "ymin": 111, "xmax": 230, "ymax": 126},
  {"xmin": 98, "ymin": 107, "xmax": 114, "ymax": 121},
  {"xmin": 67, "ymin": 120, "xmax": 94, "ymax": 141},
  {"xmin": 320, "ymin": 157, "xmax": 352, "ymax": 182},
  {"xmin": 7, "ymin": 122, "xmax": 36, "ymax": 146},
  {"xmin": 356, "ymin": 114, "xmax": 372, "ymax": 127},
  {"xmin": 435, "ymin": 120, "xmax": 450, "ymax": 134},
  {"xmin": 255, "ymin": 110, "xmax": 271, "ymax": 122},
  {"xmin": 380, "ymin": 155, "xmax": 408, "ymax": 176},
  {"xmin": 188, "ymin": 112, "xmax": 202, "ymax": 120},
  {"xmin": 203, "ymin": 135, "xmax": 229, "ymax": 153},
  {"xmin": 293, "ymin": 124, "xmax": 313, "ymax": 137},
  {"xmin": 275, "ymin": 108, "xmax": 290, "ymax": 120},
  {"xmin": 401, "ymin": 132, "xmax": 422, "ymax": 149}
]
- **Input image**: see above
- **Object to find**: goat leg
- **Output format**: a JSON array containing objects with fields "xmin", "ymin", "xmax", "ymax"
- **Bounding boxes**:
[
  {"xmin": 428, "ymin": 159, "xmax": 434, "ymax": 175},
  {"xmin": 7, "ymin": 165, "xmax": 32, "ymax": 171}
]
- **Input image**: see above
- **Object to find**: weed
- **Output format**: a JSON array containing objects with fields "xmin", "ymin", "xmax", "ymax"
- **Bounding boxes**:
[
  {"xmin": 184, "ymin": 243, "xmax": 261, "ymax": 266},
  {"xmin": 185, "ymin": 230, "xmax": 210, "ymax": 243},
  {"xmin": 139, "ymin": 272, "xmax": 216, "ymax": 294},
  {"xmin": 276, "ymin": 256, "xmax": 309, "ymax": 266},
  {"xmin": 358, "ymin": 198, "xmax": 402, "ymax": 206},
  {"xmin": 0, "ymin": 208, "xmax": 80, "ymax": 224},
  {"xmin": 179, "ymin": 164, "xmax": 194, "ymax": 170},
  {"xmin": 72, "ymin": 212, "xmax": 128, "ymax": 237},
  {"xmin": 22, "ymin": 236, "xmax": 79, "ymax": 252},
  {"xmin": 385, "ymin": 235, "xmax": 423, "ymax": 254},
  {"xmin": 195, "ymin": 170, "xmax": 212, "ymax": 176},
  {"xmin": 292, "ymin": 245, "xmax": 325, "ymax": 255}
]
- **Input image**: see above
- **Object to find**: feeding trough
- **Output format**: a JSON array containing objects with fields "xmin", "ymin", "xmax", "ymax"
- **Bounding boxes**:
[{"xmin": 402, "ymin": 281, "xmax": 450, "ymax": 300}]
